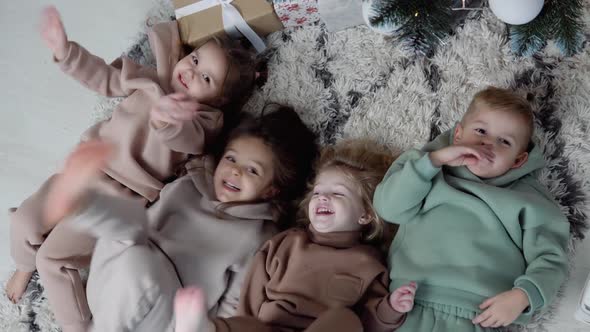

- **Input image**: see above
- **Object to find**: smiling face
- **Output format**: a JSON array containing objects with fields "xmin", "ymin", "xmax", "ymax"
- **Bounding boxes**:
[
  {"xmin": 171, "ymin": 40, "xmax": 229, "ymax": 106},
  {"xmin": 213, "ymin": 136, "xmax": 277, "ymax": 203},
  {"xmin": 454, "ymin": 106, "xmax": 530, "ymax": 178},
  {"xmin": 308, "ymin": 168, "xmax": 369, "ymax": 233}
]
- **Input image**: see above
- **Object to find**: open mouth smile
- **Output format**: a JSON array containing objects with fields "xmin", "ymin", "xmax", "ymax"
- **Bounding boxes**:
[{"xmin": 223, "ymin": 180, "xmax": 240, "ymax": 192}]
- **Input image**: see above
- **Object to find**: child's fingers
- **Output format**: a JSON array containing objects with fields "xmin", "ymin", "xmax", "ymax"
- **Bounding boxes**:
[
  {"xmin": 480, "ymin": 316, "xmax": 500, "ymax": 328},
  {"xmin": 65, "ymin": 141, "xmax": 112, "ymax": 169},
  {"xmin": 397, "ymin": 294, "xmax": 415, "ymax": 302},
  {"xmin": 462, "ymin": 156, "xmax": 480, "ymax": 166},
  {"xmin": 472, "ymin": 308, "xmax": 492, "ymax": 324},
  {"xmin": 478, "ymin": 297, "xmax": 495, "ymax": 310}
]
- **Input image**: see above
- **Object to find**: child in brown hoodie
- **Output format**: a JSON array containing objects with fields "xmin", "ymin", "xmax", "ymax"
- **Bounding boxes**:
[
  {"xmin": 173, "ymin": 140, "xmax": 418, "ymax": 332},
  {"xmin": 40, "ymin": 106, "xmax": 319, "ymax": 331},
  {"xmin": 6, "ymin": 6, "xmax": 260, "ymax": 331}
]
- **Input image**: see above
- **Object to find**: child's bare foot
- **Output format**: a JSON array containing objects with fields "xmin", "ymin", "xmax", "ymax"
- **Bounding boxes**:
[
  {"xmin": 44, "ymin": 141, "xmax": 113, "ymax": 228},
  {"xmin": 174, "ymin": 287, "xmax": 214, "ymax": 332},
  {"xmin": 5, "ymin": 270, "xmax": 34, "ymax": 303}
]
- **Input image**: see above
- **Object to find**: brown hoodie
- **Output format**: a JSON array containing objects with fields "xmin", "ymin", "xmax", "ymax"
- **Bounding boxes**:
[
  {"xmin": 214, "ymin": 225, "xmax": 405, "ymax": 332},
  {"xmin": 57, "ymin": 21, "xmax": 223, "ymax": 202}
]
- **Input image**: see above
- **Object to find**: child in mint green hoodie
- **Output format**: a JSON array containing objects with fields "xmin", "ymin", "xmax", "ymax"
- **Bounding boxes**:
[{"xmin": 374, "ymin": 87, "xmax": 570, "ymax": 331}]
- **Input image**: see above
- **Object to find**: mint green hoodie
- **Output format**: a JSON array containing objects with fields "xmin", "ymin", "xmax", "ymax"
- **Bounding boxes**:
[{"xmin": 373, "ymin": 129, "xmax": 570, "ymax": 325}]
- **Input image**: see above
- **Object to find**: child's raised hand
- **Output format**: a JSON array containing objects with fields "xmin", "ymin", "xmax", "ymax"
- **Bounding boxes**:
[
  {"xmin": 40, "ymin": 6, "xmax": 68, "ymax": 61},
  {"xmin": 472, "ymin": 288, "xmax": 530, "ymax": 328},
  {"xmin": 150, "ymin": 93, "xmax": 205, "ymax": 128},
  {"xmin": 429, "ymin": 145, "xmax": 495, "ymax": 168},
  {"xmin": 388, "ymin": 281, "xmax": 417, "ymax": 313},
  {"xmin": 44, "ymin": 141, "xmax": 113, "ymax": 228}
]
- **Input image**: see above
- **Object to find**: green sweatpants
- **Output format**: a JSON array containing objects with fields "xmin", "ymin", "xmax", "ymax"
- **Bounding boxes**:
[{"xmin": 396, "ymin": 301, "xmax": 500, "ymax": 332}]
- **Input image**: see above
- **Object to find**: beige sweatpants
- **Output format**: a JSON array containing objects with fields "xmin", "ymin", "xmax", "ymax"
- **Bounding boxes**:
[
  {"xmin": 69, "ymin": 192, "xmax": 180, "ymax": 332},
  {"xmin": 9, "ymin": 173, "xmax": 146, "ymax": 332}
]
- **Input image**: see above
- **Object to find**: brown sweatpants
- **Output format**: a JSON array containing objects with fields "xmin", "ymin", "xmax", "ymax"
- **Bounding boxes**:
[
  {"xmin": 213, "ymin": 307, "xmax": 364, "ymax": 332},
  {"xmin": 9, "ymin": 173, "xmax": 147, "ymax": 332}
]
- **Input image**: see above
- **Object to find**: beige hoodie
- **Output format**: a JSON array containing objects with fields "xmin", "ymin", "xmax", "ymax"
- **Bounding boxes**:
[
  {"xmin": 75, "ymin": 155, "xmax": 278, "ymax": 319},
  {"xmin": 57, "ymin": 21, "xmax": 223, "ymax": 202}
]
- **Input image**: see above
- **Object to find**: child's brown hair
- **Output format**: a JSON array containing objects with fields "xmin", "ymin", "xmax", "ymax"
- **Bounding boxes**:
[
  {"xmin": 183, "ymin": 37, "xmax": 266, "ymax": 123},
  {"xmin": 299, "ymin": 139, "xmax": 396, "ymax": 243},
  {"xmin": 465, "ymin": 87, "xmax": 534, "ymax": 147},
  {"xmin": 215, "ymin": 104, "xmax": 318, "ymax": 220}
]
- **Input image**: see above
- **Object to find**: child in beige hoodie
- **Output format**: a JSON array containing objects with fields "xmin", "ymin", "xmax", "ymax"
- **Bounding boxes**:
[
  {"xmin": 173, "ymin": 140, "xmax": 417, "ymax": 332},
  {"xmin": 40, "ymin": 106, "xmax": 319, "ymax": 331},
  {"xmin": 6, "ymin": 6, "xmax": 259, "ymax": 331}
]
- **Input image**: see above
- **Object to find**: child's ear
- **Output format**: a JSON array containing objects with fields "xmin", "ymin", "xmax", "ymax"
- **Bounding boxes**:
[
  {"xmin": 511, "ymin": 152, "xmax": 529, "ymax": 169},
  {"xmin": 358, "ymin": 214, "xmax": 371, "ymax": 225},
  {"xmin": 262, "ymin": 186, "xmax": 279, "ymax": 199},
  {"xmin": 453, "ymin": 124, "xmax": 463, "ymax": 144}
]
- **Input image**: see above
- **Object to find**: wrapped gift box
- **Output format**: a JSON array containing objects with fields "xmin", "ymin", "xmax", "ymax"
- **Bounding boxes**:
[
  {"xmin": 173, "ymin": 0, "xmax": 284, "ymax": 49},
  {"xmin": 272, "ymin": 0, "xmax": 321, "ymax": 28},
  {"xmin": 272, "ymin": 0, "xmax": 364, "ymax": 32}
]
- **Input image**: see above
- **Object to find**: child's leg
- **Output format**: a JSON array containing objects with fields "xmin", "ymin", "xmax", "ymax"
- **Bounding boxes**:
[
  {"xmin": 35, "ymin": 221, "xmax": 95, "ymax": 332},
  {"xmin": 304, "ymin": 308, "xmax": 363, "ymax": 332},
  {"xmin": 6, "ymin": 141, "xmax": 113, "ymax": 304},
  {"xmin": 7, "ymin": 174, "xmax": 60, "ymax": 303},
  {"xmin": 86, "ymin": 239, "xmax": 181, "ymax": 332},
  {"xmin": 395, "ymin": 301, "xmax": 500, "ymax": 332}
]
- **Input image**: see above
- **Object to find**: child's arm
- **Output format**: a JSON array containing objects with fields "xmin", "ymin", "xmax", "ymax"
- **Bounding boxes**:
[
  {"xmin": 374, "ymin": 145, "xmax": 494, "ymax": 224},
  {"xmin": 236, "ymin": 232, "xmax": 289, "ymax": 317},
  {"xmin": 216, "ymin": 256, "xmax": 255, "ymax": 318},
  {"xmin": 373, "ymin": 149, "xmax": 438, "ymax": 224},
  {"xmin": 235, "ymin": 247, "xmax": 271, "ymax": 317},
  {"xmin": 150, "ymin": 93, "xmax": 223, "ymax": 155},
  {"xmin": 360, "ymin": 272, "xmax": 412, "ymax": 332},
  {"xmin": 44, "ymin": 141, "xmax": 149, "ymax": 243},
  {"xmin": 40, "ymin": 6, "xmax": 154, "ymax": 98},
  {"xmin": 473, "ymin": 180, "xmax": 570, "ymax": 328}
]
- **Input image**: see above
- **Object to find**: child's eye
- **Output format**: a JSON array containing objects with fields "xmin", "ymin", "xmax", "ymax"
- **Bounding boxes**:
[
  {"xmin": 225, "ymin": 156, "xmax": 235, "ymax": 162},
  {"xmin": 202, "ymin": 74, "xmax": 210, "ymax": 83},
  {"xmin": 333, "ymin": 192, "xmax": 344, "ymax": 197},
  {"xmin": 499, "ymin": 138, "xmax": 511, "ymax": 146},
  {"xmin": 312, "ymin": 192, "xmax": 319, "ymax": 196},
  {"xmin": 247, "ymin": 167, "xmax": 259, "ymax": 176},
  {"xmin": 191, "ymin": 55, "xmax": 198, "ymax": 65},
  {"xmin": 475, "ymin": 128, "xmax": 486, "ymax": 135}
]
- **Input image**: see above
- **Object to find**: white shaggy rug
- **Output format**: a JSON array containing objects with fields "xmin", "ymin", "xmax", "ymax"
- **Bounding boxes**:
[{"xmin": 2, "ymin": 1, "xmax": 589, "ymax": 331}]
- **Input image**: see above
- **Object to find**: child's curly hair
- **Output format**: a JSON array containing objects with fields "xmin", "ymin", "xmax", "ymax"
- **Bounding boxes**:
[{"xmin": 298, "ymin": 139, "xmax": 397, "ymax": 244}]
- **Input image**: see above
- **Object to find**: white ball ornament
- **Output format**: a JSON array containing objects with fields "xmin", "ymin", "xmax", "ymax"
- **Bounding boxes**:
[
  {"xmin": 488, "ymin": 0, "xmax": 544, "ymax": 25},
  {"xmin": 362, "ymin": 0, "xmax": 401, "ymax": 35}
]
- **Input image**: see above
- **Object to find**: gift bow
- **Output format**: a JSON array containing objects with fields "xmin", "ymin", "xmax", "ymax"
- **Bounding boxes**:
[{"xmin": 175, "ymin": 0, "xmax": 267, "ymax": 53}]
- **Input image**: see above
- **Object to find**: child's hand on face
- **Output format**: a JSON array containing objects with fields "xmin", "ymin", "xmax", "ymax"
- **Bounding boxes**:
[
  {"xmin": 472, "ymin": 288, "xmax": 530, "ymax": 328},
  {"xmin": 39, "ymin": 6, "xmax": 68, "ymax": 61},
  {"xmin": 388, "ymin": 281, "xmax": 417, "ymax": 313},
  {"xmin": 150, "ymin": 93, "xmax": 205, "ymax": 129},
  {"xmin": 429, "ymin": 145, "xmax": 494, "ymax": 168}
]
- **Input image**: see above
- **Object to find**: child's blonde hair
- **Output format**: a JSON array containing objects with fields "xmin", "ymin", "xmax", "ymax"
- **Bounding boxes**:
[
  {"xmin": 299, "ymin": 139, "xmax": 396, "ymax": 243},
  {"xmin": 465, "ymin": 87, "xmax": 534, "ymax": 147}
]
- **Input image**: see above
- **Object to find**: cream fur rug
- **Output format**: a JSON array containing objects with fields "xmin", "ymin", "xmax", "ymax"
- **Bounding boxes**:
[{"xmin": 2, "ymin": 1, "xmax": 589, "ymax": 331}]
